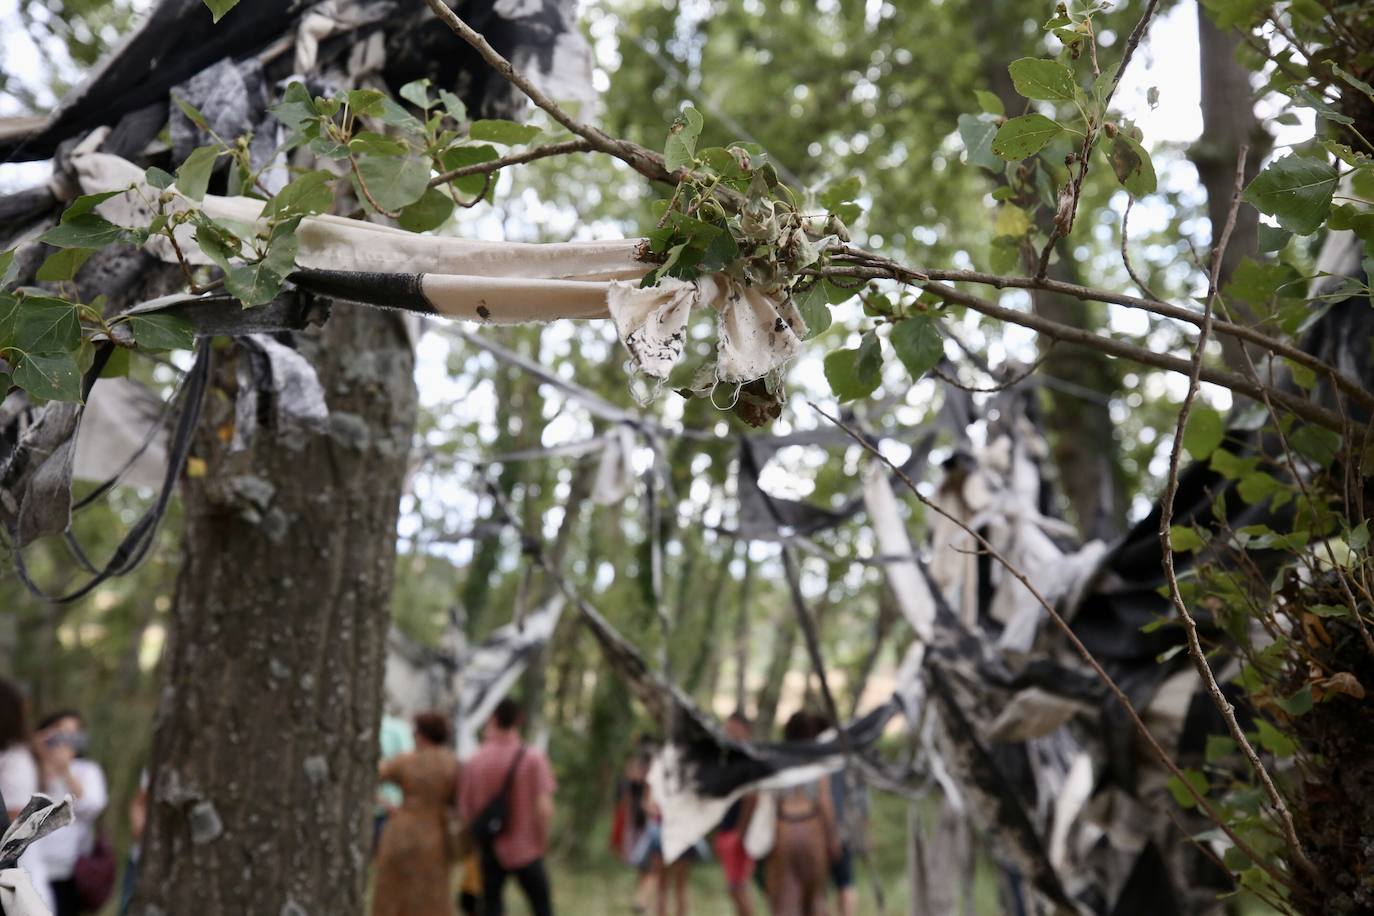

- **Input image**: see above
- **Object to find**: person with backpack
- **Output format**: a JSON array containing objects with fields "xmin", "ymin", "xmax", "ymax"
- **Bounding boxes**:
[{"xmin": 458, "ymin": 700, "xmax": 556, "ymax": 916}]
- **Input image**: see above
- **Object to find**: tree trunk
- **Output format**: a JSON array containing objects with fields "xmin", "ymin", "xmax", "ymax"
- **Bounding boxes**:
[
  {"xmin": 983, "ymin": 43, "xmax": 1127, "ymax": 541},
  {"xmin": 132, "ymin": 304, "xmax": 416, "ymax": 915},
  {"xmin": 1190, "ymin": 8, "xmax": 1268, "ymax": 368},
  {"xmin": 754, "ymin": 602, "xmax": 797, "ymax": 738}
]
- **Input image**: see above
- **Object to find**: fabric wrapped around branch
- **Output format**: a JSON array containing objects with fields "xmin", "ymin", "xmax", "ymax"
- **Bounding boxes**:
[{"xmin": 73, "ymin": 150, "xmax": 804, "ymax": 384}]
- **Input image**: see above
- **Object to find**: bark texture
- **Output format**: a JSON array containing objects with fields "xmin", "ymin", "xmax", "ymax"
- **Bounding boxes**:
[{"xmin": 131, "ymin": 304, "xmax": 416, "ymax": 915}]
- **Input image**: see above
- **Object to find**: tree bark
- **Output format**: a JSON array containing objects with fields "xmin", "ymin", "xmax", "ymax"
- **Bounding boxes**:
[
  {"xmin": 131, "ymin": 304, "xmax": 416, "ymax": 915},
  {"xmin": 1190, "ymin": 8, "xmax": 1268, "ymax": 368}
]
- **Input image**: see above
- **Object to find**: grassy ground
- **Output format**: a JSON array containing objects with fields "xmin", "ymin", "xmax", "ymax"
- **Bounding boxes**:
[{"xmin": 535, "ymin": 791, "xmax": 1003, "ymax": 916}]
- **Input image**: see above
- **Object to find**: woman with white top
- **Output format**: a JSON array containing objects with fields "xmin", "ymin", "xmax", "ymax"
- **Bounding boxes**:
[
  {"xmin": 0, "ymin": 678, "xmax": 51, "ymax": 912},
  {"xmin": 32, "ymin": 710, "xmax": 108, "ymax": 916}
]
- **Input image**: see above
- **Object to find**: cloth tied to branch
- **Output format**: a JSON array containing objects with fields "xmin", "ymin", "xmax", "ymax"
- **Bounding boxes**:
[{"xmin": 71, "ymin": 150, "xmax": 803, "ymax": 384}]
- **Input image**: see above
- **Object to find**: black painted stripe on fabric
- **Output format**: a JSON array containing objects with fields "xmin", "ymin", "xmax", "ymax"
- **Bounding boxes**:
[{"xmin": 289, "ymin": 269, "xmax": 436, "ymax": 314}]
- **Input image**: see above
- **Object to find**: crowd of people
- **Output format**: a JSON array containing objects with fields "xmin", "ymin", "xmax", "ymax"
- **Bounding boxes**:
[
  {"xmin": 3, "ymin": 674, "xmax": 862, "ymax": 916},
  {"xmin": 612, "ymin": 710, "xmax": 865, "ymax": 916}
]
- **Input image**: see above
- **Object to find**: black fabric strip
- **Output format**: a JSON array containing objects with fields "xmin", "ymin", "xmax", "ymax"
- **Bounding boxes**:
[
  {"xmin": 12, "ymin": 341, "xmax": 213, "ymax": 603},
  {"xmin": 289, "ymin": 269, "xmax": 435, "ymax": 314}
]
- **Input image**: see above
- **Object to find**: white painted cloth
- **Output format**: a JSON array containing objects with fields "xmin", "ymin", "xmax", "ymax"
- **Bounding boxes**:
[
  {"xmin": 71, "ymin": 149, "xmax": 802, "ymax": 384},
  {"xmin": 0, "ymin": 868, "xmax": 50, "ymax": 916}
]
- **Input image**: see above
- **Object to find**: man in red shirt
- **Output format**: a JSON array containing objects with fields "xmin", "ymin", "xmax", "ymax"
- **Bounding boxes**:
[{"xmin": 459, "ymin": 699, "xmax": 557, "ymax": 916}]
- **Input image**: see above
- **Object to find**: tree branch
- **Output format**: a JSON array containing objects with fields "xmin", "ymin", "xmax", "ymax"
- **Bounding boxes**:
[
  {"xmin": 1156, "ymin": 146, "xmax": 1319, "ymax": 882},
  {"xmin": 420, "ymin": 0, "xmax": 1359, "ymax": 434},
  {"xmin": 427, "ymin": 138, "xmax": 595, "ymax": 188}
]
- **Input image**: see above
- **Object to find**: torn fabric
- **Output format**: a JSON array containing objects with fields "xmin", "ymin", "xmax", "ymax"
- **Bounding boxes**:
[{"xmin": 72, "ymin": 150, "xmax": 803, "ymax": 384}]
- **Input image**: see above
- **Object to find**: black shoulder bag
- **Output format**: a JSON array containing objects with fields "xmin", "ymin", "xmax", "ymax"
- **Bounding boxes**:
[{"xmin": 472, "ymin": 747, "xmax": 527, "ymax": 849}]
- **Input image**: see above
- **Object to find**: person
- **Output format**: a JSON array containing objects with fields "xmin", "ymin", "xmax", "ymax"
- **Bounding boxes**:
[
  {"xmin": 374, "ymin": 709, "xmax": 415, "ymax": 853},
  {"xmin": 767, "ymin": 712, "xmax": 840, "ymax": 916},
  {"xmin": 0, "ymin": 678, "xmax": 50, "ymax": 911},
  {"xmin": 611, "ymin": 737, "xmax": 656, "ymax": 914},
  {"xmin": 713, "ymin": 713, "xmax": 756, "ymax": 916},
  {"xmin": 816, "ymin": 716, "xmax": 863, "ymax": 916},
  {"xmin": 638, "ymin": 779, "xmax": 691, "ymax": 916},
  {"xmin": 371, "ymin": 711, "xmax": 461, "ymax": 916},
  {"xmin": 459, "ymin": 699, "xmax": 556, "ymax": 916},
  {"xmin": 31, "ymin": 710, "xmax": 109, "ymax": 916}
]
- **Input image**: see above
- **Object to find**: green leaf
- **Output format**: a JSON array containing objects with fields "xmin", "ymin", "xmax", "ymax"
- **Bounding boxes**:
[
  {"xmin": 991, "ymin": 114, "xmax": 1063, "ymax": 160},
  {"xmin": 172, "ymin": 95, "xmax": 211, "ymax": 132},
  {"xmin": 1169, "ymin": 525, "xmax": 1205, "ymax": 552},
  {"xmin": 993, "ymin": 204, "xmax": 1031, "ymax": 237},
  {"xmin": 1108, "ymin": 133, "xmax": 1157, "ymax": 197},
  {"xmin": 263, "ymin": 170, "xmax": 335, "ymax": 221},
  {"xmin": 63, "ymin": 189, "xmax": 125, "ymax": 221},
  {"xmin": 226, "ymin": 261, "xmax": 285, "ymax": 306},
  {"xmin": 345, "ymin": 88, "xmax": 386, "ymax": 118},
  {"xmin": 1008, "ymin": 58, "xmax": 1078, "ymax": 102},
  {"xmin": 793, "ymin": 283, "xmax": 832, "ymax": 340},
  {"xmin": 39, "ymin": 214, "xmax": 122, "ymax": 249},
  {"xmin": 469, "ymin": 119, "xmax": 541, "ymax": 146},
  {"xmin": 146, "ymin": 167, "xmax": 175, "ymax": 190},
  {"xmin": 0, "ymin": 249, "xmax": 15, "ymax": 290},
  {"xmin": 100, "ymin": 346, "xmax": 130, "ymax": 379},
  {"xmin": 1183, "ymin": 407, "xmax": 1225, "ymax": 459},
  {"xmin": 127, "ymin": 313, "xmax": 196, "ymax": 351},
  {"xmin": 1165, "ymin": 769, "xmax": 1208, "ymax": 809},
  {"xmin": 440, "ymin": 145, "xmax": 501, "ymax": 195},
  {"xmin": 1286, "ymin": 86, "xmax": 1353, "ymax": 125},
  {"xmin": 1254, "ymin": 719, "xmax": 1296, "ymax": 757},
  {"xmin": 824, "ymin": 331, "xmax": 884, "ymax": 402},
  {"xmin": 1289, "ymin": 424, "xmax": 1341, "ymax": 466},
  {"xmin": 1242, "ymin": 155, "xmax": 1338, "ymax": 236},
  {"xmin": 400, "ymin": 79, "xmax": 433, "ymax": 109},
  {"xmin": 957, "ymin": 114, "xmax": 1002, "ymax": 172},
  {"xmin": 1349, "ymin": 520, "xmax": 1370, "ymax": 551},
  {"xmin": 1257, "ymin": 223, "xmax": 1291, "ymax": 253},
  {"xmin": 176, "ymin": 145, "xmax": 222, "ymax": 202},
  {"xmin": 1275, "ymin": 685, "xmax": 1313, "ymax": 717},
  {"xmin": 193, "ymin": 218, "xmax": 243, "ymax": 272},
  {"xmin": 1204, "ymin": 735, "xmax": 1235, "ymax": 763},
  {"xmin": 398, "ymin": 187, "xmax": 457, "ymax": 233},
  {"xmin": 974, "ymin": 89, "xmax": 1004, "ymax": 116},
  {"xmin": 354, "ymin": 156, "xmax": 430, "ymax": 212},
  {"xmin": 437, "ymin": 89, "xmax": 467, "ymax": 123},
  {"xmin": 269, "ymin": 82, "xmax": 318, "ymax": 131},
  {"xmin": 663, "ymin": 106, "xmax": 705, "ymax": 172},
  {"xmin": 819, "ymin": 176, "xmax": 862, "ymax": 211},
  {"xmin": 200, "ymin": 0, "xmax": 240, "ymax": 23},
  {"xmin": 14, "ymin": 296, "xmax": 81, "ymax": 353},
  {"xmin": 35, "ymin": 248, "xmax": 94, "ymax": 282},
  {"xmin": 890, "ymin": 316, "xmax": 943, "ymax": 381},
  {"xmin": 12, "ymin": 351, "xmax": 82, "ymax": 402},
  {"xmin": 1333, "ymin": 63, "xmax": 1374, "ymax": 100},
  {"xmin": 1309, "ymin": 603, "xmax": 1351, "ymax": 619}
]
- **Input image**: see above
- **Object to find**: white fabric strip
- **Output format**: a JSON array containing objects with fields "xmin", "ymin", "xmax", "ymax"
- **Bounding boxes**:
[{"xmin": 72, "ymin": 150, "xmax": 803, "ymax": 383}]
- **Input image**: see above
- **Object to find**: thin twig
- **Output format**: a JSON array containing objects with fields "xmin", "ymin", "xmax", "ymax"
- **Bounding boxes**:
[
  {"xmin": 421, "ymin": 0, "xmax": 679, "ymax": 186},
  {"xmin": 427, "ymin": 139, "xmax": 594, "ymax": 188},
  {"xmin": 808, "ymin": 401, "xmax": 1292, "ymax": 890},
  {"xmin": 823, "ymin": 254, "xmax": 1374, "ymax": 416},
  {"xmin": 1035, "ymin": 0, "xmax": 1163, "ymax": 277},
  {"xmin": 1155, "ymin": 145, "xmax": 1319, "ymax": 883},
  {"xmin": 1120, "ymin": 197, "xmax": 1161, "ymax": 300}
]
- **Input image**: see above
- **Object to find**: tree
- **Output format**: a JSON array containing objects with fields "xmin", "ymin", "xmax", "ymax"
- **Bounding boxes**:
[{"xmin": 133, "ymin": 307, "xmax": 416, "ymax": 914}]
